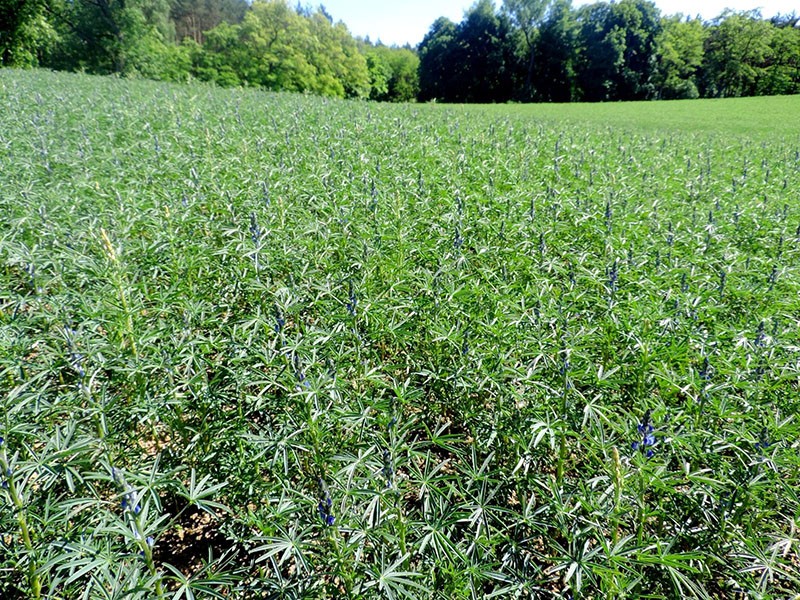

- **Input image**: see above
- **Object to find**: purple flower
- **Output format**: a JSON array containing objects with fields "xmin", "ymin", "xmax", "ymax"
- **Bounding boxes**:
[
  {"xmin": 317, "ymin": 478, "xmax": 335, "ymax": 527},
  {"xmin": 632, "ymin": 410, "xmax": 656, "ymax": 458},
  {"xmin": 120, "ymin": 485, "xmax": 141, "ymax": 514},
  {"xmin": 274, "ymin": 306, "xmax": 285, "ymax": 333},
  {"xmin": 754, "ymin": 428, "xmax": 771, "ymax": 452},
  {"xmin": 346, "ymin": 281, "xmax": 357, "ymax": 317}
]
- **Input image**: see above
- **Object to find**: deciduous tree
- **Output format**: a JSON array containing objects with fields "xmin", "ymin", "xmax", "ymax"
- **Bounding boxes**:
[
  {"xmin": 502, "ymin": 0, "xmax": 554, "ymax": 100},
  {"xmin": 701, "ymin": 11, "xmax": 775, "ymax": 97},
  {"xmin": 655, "ymin": 15, "xmax": 707, "ymax": 99},
  {"xmin": 575, "ymin": 0, "xmax": 661, "ymax": 101}
]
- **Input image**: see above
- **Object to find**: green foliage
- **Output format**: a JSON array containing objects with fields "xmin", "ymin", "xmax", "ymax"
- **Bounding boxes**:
[
  {"xmin": 131, "ymin": 35, "xmax": 193, "ymax": 82},
  {"xmin": 365, "ymin": 49, "xmax": 391, "ymax": 99},
  {"xmin": 530, "ymin": 0, "xmax": 579, "ymax": 102},
  {"xmin": 190, "ymin": 21, "xmax": 242, "ymax": 86},
  {"xmin": 0, "ymin": 0, "xmax": 405, "ymax": 100},
  {"xmin": 0, "ymin": 0, "xmax": 58, "ymax": 67},
  {"xmin": 364, "ymin": 44, "xmax": 420, "ymax": 102},
  {"xmin": 418, "ymin": 1, "xmax": 800, "ymax": 103},
  {"xmin": 170, "ymin": 0, "xmax": 247, "ymax": 44},
  {"xmin": 40, "ymin": 0, "xmax": 175, "ymax": 75},
  {"xmin": 575, "ymin": 0, "xmax": 662, "ymax": 101},
  {"xmin": 2, "ymin": 67, "xmax": 800, "ymax": 598},
  {"xmin": 307, "ymin": 11, "xmax": 370, "ymax": 99},
  {"xmin": 502, "ymin": 0, "xmax": 555, "ymax": 100},
  {"xmin": 5, "ymin": 0, "xmax": 800, "ymax": 103},
  {"xmin": 655, "ymin": 16, "xmax": 707, "ymax": 99},
  {"xmin": 698, "ymin": 10, "xmax": 800, "ymax": 98},
  {"xmin": 760, "ymin": 23, "xmax": 800, "ymax": 95},
  {"xmin": 418, "ymin": 16, "xmax": 458, "ymax": 102},
  {"xmin": 235, "ymin": 0, "xmax": 318, "ymax": 91},
  {"xmin": 419, "ymin": 1, "xmax": 518, "ymax": 103},
  {"xmin": 701, "ymin": 10, "xmax": 776, "ymax": 97},
  {"xmin": 190, "ymin": 1, "xmax": 372, "ymax": 98},
  {"xmin": 456, "ymin": 0, "xmax": 519, "ymax": 102},
  {"xmin": 386, "ymin": 47, "xmax": 420, "ymax": 102}
]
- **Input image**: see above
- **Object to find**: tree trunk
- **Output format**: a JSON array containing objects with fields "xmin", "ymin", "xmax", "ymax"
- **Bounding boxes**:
[{"xmin": 526, "ymin": 46, "xmax": 535, "ymax": 101}]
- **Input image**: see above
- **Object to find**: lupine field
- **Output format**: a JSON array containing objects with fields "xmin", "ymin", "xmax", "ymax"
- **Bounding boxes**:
[{"xmin": 1, "ymin": 69, "xmax": 799, "ymax": 599}]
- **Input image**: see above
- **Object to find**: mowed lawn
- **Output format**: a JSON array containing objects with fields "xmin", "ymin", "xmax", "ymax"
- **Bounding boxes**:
[{"xmin": 487, "ymin": 93, "xmax": 800, "ymax": 137}]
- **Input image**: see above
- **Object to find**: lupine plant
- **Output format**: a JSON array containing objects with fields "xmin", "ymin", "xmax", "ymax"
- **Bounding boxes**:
[{"xmin": 1, "ymin": 69, "xmax": 799, "ymax": 599}]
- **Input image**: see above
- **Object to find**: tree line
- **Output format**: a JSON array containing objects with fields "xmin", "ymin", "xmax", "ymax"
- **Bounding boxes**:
[
  {"xmin": 2, "ymin": 0, "xmax": 799, "ymax": 103},
  {"xmin": 419, "ymin": 0, "xmax": 800, "ymax": 102},
  {"xmin": 0, "ymin": 0, "xmax": 419, "ymax": 101}
]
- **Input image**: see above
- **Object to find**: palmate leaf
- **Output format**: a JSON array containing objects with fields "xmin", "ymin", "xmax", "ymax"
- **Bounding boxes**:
[
  {"xmin": 250, "ymin": 523, "xmax": 313, "ymax": 576},
  {"xmin": 405, "ymin": 450, "xmax": 458, "ymax": 514},
  {"xmin": 179, "ymin": 468, "xmax": 230, "ymax": 515},
  {"xmin": 665, "ymin": 564, "xmax": 713, "ymax": 600},
  {"xmin": 631, "ymin": 543, "xmax": 711, "ymax": 599},
  {"xmin": 362, "ymin": 553, "xmax": 428, "ymax": 600},
  {"xmin": 243, "ymin": 427, "xmax": 310, "ymax": 477},
  {"xmin": 162, "ymin": 550, "xmax": 243, "ymax": 600},
  {"xmin": 545, "ymin": 534, "xmax": 604, "ymax": 596},
  {"xmin": 41, "ymin": 540, "xmax": 128, "ymax": 593},
  {"xmin": 416, "ymin": 500, "xmax": 468, "ymax": 564},
  {"xmin": 733, "ymin": 536, "xmax": 800, "ymax": 596},
  {"xmin": 43, "ymin": 543, "xmax": 159, "ymax": 600},
  {"xmin": 351, "ymin": 486, "xmax": 384, "ymax": 529}
]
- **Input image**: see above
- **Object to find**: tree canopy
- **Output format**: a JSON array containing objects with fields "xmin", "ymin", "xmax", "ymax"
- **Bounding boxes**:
[
  {"xmin": 2, "ymin": 0, "xmax": 799, "ymax": 102},
  {"xmin": 418, "ymin": 1, "xmax": 799, "ymax": 103}
]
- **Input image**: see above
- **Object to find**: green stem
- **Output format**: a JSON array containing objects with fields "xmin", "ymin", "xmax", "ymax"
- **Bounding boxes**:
[
  {"xmin": 114, "ymin": 272, "xmax": 138, "ymax": 358},
  {"xmin": 91, "ymin": 381, "xmax": 163, "ymax": 597},
  {"xmin": 329, "ymin": 527, "xmax": 354, "ymax": 599},
  {"xmin": 100, "ymin": 228, "xmax": 138, "ymax": 358},
  {"xmin": 557, "ymin": 362, "xmax": 570, "ymax": 488},
  {"xmin": 131, "ymin": 509, "xmax": 164, "ymax": 599},
  {"xmin": 1, "ymin": 449, "xmax": 41, "ymax": 599},
  {"xmin": 556, "ymin": 428, "xmax": 567, "ymax": 488},
  {"xmin": 612, "ymin": 446, "xmax": 623, "ymax": 546},
  {"xmin": 397, "ymin": 501, "xmax": 408, "ymax": 569},
  {"xmin": 636, "ymin": 466, "xmax": 646, "ymax": 545}
]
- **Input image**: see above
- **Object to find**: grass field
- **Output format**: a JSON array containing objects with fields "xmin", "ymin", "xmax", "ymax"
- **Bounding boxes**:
[
  {"xmin": 1, "ymin": 69, "xmax": 799, "ymax": 599},
  {"xmin": 491, "ymin": 94, "xmax": 800, "ymax": 137}
]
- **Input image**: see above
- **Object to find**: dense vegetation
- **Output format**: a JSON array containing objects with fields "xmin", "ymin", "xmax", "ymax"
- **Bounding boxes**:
[
  {"xmin": 2, "ymin": 0, "xmax": 799, "ymax": 102},
  {"xmin": 0, "ymin": 0, "xmax": 419, "ymax": 101},
  {"xmin": 418, "ymin": 0, "xmax": 800, "ymax": 102},
  {"xmin": 2, "ymin": 68, "xmax": 800, "ymax": 599}
]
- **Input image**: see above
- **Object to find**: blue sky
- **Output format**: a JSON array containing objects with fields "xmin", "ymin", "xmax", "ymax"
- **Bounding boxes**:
[{"xmin": 318, "ymin": 0, "xmax": 798, "ymax": 46}]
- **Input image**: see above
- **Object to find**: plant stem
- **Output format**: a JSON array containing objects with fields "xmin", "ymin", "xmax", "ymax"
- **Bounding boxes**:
[
  {"xmin": 1, "ymin": 449, "xmax": 41, "ymax": 599},
  {"xmin": 612, "ymin": 446, "xmax": 623, "ymax": 546},
  {"xmin": 636, "ymin": 465, "xmax": 646, "ymax": 545},
  {"xmin": 100, "ymin": 228, "xmax": 138, "ymax": 358},
  {"xmin": 132, "ymin": 510, "xmax": 164, "ymax": 598}
]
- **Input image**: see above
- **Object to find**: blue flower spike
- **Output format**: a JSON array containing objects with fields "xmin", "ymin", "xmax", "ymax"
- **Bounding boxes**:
[
  {"xmin": 632, "ymin": 409, "xmax": 656, "ymax": 458},
  {"xmin": 317, "ymin": 477, "xmax": 335, "ymax": 527},
  {"xmin": 114, "ymin": 468, "xmax": 142, "ymax": 514},
  {"xmin": 754, "ymin": 427, "xmax": 771, "ymax": 452},
  {"xmin": 382, "ymin": 449, "xmax": 395, "ymax": 489},
  {"xmin": 0, "ymin": 436, "xmax": 9, "ymax": 489}
]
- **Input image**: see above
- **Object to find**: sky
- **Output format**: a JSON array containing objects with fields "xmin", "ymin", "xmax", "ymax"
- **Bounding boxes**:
[{"xmin": 318, "ymin": 0, "xmax": 798, "ymax": 47}]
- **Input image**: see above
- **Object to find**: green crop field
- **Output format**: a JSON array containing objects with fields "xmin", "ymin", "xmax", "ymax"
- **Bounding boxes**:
[
  {"xmin": 487, "ymin": 94, "xmax": 800, "ymax": 138},
  {"xmin": 1, "ymin": 69, "xmax": 799, "ymax": 599}
]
